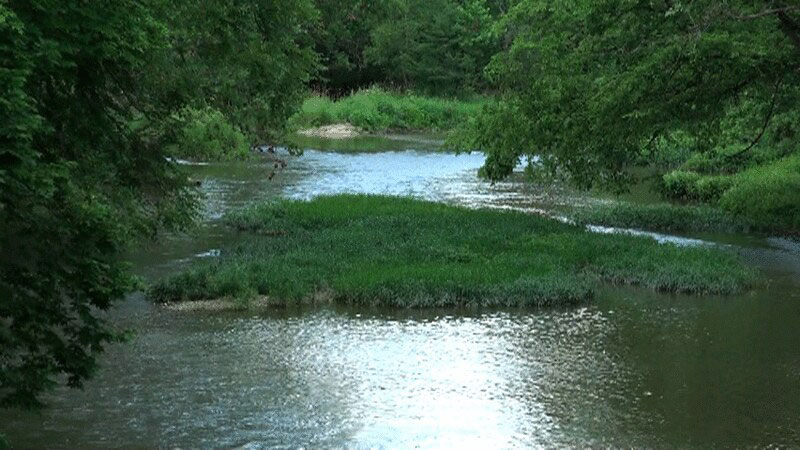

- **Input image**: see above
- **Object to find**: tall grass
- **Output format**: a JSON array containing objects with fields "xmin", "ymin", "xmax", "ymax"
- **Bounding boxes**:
[
  {"xmin": 286, "ymin": 88, "xmax": 488, "ymax": 133},
  {"xmin": 656, "ymin": 153, "xmax": 800, "ymax": 234},
  {"xmin": 720, "ymin": 154, "xmax": 800, "ymax": 233},
  {"xmin": 149, "ymin": 195, "xmax": 755, "ymax": 307}
]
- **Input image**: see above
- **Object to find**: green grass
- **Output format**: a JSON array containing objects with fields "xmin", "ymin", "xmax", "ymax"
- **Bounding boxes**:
[
  {"xmin": 148, "ymin": 195, "xmax": 755, "ymax": 307},
  {"xmin": 659, "ymin": 170, "xmax": 736, "ymax": 203},
  {"xmin": 286, "ymin": 87, "xmax": 488, "ymax": 133},
  {"xmin": 655, "ymin": 154, "xmax": 800, "ymax": 234},
  {"xmin": 720, "ymin": 154, "xmax": 800, "ymax": 233},
  {"xmin": 571, "ymin": 202, "xmax": 753, "ymax": 234}
]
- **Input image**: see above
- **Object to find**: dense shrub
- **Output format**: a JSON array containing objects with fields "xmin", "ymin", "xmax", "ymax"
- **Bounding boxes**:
[
  {"xmin": 720, "ymin": 155, "xmax": 800, "ymax": 233},
  {"xmin": 165, "ymin": 107, "xmax": 251, "ymax": 161},
  {"xmin": 694, "ymin": 175, "xmax": 736, "ymax": 203},
  {"xmin": 660, "ymin": 171, "xmax": 702, "ymax": 201},
  {"xmin": 660, "ymin": 170, "xmax": 735, "ymax": 203},
  {"xmin": 681, "ymin": 146, "xmax": 792, "ymax": 175},
  {"xmin": 287, "ymin": 88, "xmax": 487, "ymax": 132}
]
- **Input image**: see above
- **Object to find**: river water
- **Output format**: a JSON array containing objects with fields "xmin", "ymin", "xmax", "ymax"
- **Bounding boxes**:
[{"xmin": 3, "ymin": 136, "xmax": 800, "ymax": 448}]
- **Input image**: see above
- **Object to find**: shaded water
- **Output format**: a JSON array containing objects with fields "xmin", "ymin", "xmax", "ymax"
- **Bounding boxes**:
[{"xmin": 4, "ymin": 136, "xmax": 800, "ymax": 448}]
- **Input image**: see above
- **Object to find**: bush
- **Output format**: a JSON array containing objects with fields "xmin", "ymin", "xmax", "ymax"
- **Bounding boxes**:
[
  {"xmin": 287, "ymin": 87, "xmax": 487, "ymax": 133},
  {"xmin": 694, "ymin": 175, "xmax": 736, "ymax": 203},
  {"xmin": 165, "ymin": 107, "xmax": 251, "ymax": 161},
  {"xmin": 660, "ymin": 170, "xmax": 735, "ymax": 203},
  {"xmin": 660, "ymin": 170, "xmax": 702, "ymax": 201},
  {"xmin": 681, "ymin": 146, "xmax": 790, "ymax": 175},
  {"xmin": 720, "ymin": 155, "xmax": 800, "ymax": 233},
  {"xmin": 682, "ymin": 152, "xmax": 730, "ymax": 174}
]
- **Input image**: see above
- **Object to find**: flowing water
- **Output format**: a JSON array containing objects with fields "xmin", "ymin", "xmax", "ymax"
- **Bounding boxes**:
[{"xmin": 3, "ymin": 136, "xmax": 800, "ymax": 448}]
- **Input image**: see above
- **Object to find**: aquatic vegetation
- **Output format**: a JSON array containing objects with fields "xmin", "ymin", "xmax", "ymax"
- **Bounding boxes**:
[
  {"xmin": 572, "ymin": 202, "xmax": 752, "ymax": 234},
  {"xmin": 149, "ymin": 195, "xmax": 755, "ymax": 306},
  {"xmin": 287, "ymin": 88, "xmax": 488, "ymax": 133}
]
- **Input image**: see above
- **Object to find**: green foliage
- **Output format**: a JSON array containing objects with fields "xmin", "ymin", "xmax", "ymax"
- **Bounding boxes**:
[
  {"xmin": 0, "ymin": 0, "xmax": 196, "ymax": 410},
  {"xmin": 660, "ymin": 171, "xmax": 703, "ymax": 202},
  {"xmin": 310, "ymin": 0, "xmax": 392, "ymax": 93},
  {"xmin": 660, "ymin": 171, "xmax": 735, "ymax": 203},
  {"xmin": 163, "ymin": 107, "xmax": 251, "ymax": 161},
  {"xmin": 655, "ymin": 154, "xmax": 800, "ymax": 233},
  {"xmin": 679, "ymin": 143, "xmax": 792, "ymax": 175},
  {"xmin": 287, "ymin": 88, "xmax": 488, "ymax": 132},
  {"xmin": 572, "ymin": 202, "xmax": 752, "ymax": 234},
  {"xmin": 308, "ymin": 0, "xmax": 504, "ymax": 95},
  {"xmin": 149, "ymin": 196, "xmax": 754, "ymax": 307},
  {"xmin": 694, "ymin": 176, "xmax": 736, "ymax": 204},
  {"xmin": 1, "ymin": 0, "xmax": 318, "ymax": 410},
  {"xmin": 366, "ymin": 0, "xmax": 499, "ymax": 94},
  {"xmin": 720, "ymin": 154, "xmax": 800, "ymax": 233},
  {"xmin": 682, "ymin": 152, "xmax": 741, "ymax": 175},
  {"xmin": 147, "ymin": 0, "xmax": 319, "ymax": 146},
  {"xmin": 461, "ymin": 1, "xmax": 800, "ymax": 190}
]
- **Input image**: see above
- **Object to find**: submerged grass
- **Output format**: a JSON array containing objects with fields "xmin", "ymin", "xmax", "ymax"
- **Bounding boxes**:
[
  {"xmin": 286, "ymin": 88, "xmax": 488, "ymax": 133},
  {"xmin": 148, "ymin": 195, "xmax": 755, "ymax": 307},
  {"xmin": 571, "ymin": 202, "xmax": 754, "ymax": 234}
]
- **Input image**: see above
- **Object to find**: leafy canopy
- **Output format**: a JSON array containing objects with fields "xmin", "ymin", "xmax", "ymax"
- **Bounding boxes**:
[
  {"xmin": 461, "ymin": 1, "xmax": 800, "ymax": 189},
  {"xmin": 0, "ymin": 0, "xmax": 317, "ymax": 409}
]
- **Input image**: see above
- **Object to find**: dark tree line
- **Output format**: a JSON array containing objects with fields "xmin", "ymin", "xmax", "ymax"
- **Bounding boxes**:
[{"xmin": 311, "ymin": 0, "xmax": 505, "ymax": 95}]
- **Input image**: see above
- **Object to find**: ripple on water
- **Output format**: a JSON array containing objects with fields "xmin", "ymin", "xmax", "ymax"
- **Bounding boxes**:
[
  {"xmin": 5, "ymin": 147, "xmax": 800, "ymax": 448},
  {"xmin": 6, "ymin": 303, "xmax": 647, "ymax": 448}
]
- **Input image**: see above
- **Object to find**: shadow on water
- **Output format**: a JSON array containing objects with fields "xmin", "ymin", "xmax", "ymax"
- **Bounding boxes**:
[{"xmin": 3, "ymin": 135, "xmax": 800, "ymax": 447}]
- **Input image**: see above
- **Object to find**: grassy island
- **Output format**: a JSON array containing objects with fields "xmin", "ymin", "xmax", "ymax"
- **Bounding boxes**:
[{"xmin": 148, "ymin": 195, "xmax": 755, "ymax": 308}]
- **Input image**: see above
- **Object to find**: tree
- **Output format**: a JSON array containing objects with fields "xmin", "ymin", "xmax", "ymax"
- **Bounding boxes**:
[
  {"xmin": 311, "ymin": 0, "xmax": 392, "ymax": 94},
  {"xmin": 463, "ymin": 1, "xmax": 800, "ymax": 189},
  {"xmin": 0, "ymin": 0, "xmax": 189, "ymax": 409},
  {"xmin": 0, "ymin": 0, "xmax": 318, "ymax": 409},
  {"xmin": 367, "ymin": 0, "xmax": 499, "ymax": 94},
  {"xmin": 148, "ymin": 0, "xmax": 319, "ymax": 147}
]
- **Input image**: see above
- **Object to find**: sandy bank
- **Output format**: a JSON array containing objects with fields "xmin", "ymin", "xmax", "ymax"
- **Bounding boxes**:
[{"xmin": 297, "ymin": 123, "xmax": 362, "ymax": 139}]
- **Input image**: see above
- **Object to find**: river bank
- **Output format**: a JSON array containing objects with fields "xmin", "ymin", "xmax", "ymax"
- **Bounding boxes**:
[{"xmin": 287, "ymin": 88, "xmax": 487, "ymax": 135}]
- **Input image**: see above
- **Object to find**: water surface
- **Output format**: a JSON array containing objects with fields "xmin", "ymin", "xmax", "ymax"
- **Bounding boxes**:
[{"xmin": 4, "ymin": 136, "xmax": 799, "ymax": 448}]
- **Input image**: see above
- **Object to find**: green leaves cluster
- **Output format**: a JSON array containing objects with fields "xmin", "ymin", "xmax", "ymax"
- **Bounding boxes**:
[
  {"xmin": 311, "ymin": 0, "xmax": 502, "ymax": 95},
  {"xmin": 150, "ymin": 0, "xmax": 318, "ymax": 147},
  {"xmin": 367, "ymin": 0, "xmax": 499, "ymax": 94},
  {"xmin": 0, "ymin": 0, "xmax": 317, "ymax": 409},
  {"xmin": 463, "ymin": 1, "xmax": 800, "ymax": 190}
]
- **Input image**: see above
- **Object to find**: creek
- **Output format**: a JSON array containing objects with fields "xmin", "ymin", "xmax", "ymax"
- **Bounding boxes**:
[{"xmin": 3, "ymin": 135, "xmax": 799, "ymax": 447}]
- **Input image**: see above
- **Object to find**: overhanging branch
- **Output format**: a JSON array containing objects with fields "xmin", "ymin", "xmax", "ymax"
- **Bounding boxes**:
[{"xmin": 728, "ymin": 76, "xmax": 784, "ymax": 159}]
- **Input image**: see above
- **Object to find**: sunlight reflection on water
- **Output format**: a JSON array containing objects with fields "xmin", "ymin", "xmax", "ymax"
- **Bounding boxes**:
[{"xmin": 3, "ymin": 142, "xmax": 800, "ymax": 448}]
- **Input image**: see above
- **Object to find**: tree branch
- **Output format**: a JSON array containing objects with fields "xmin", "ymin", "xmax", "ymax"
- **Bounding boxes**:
[
  {"xmin": 727, "ymin": 6, "xmax": 800, "ymax": 21},
  {"xmin": 728, "ymin": 76, "xmax": 783, "ymax": 159},
  {"xmin": 777, "ymin": 11, "xmax": 800, "ymax": 52}
]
